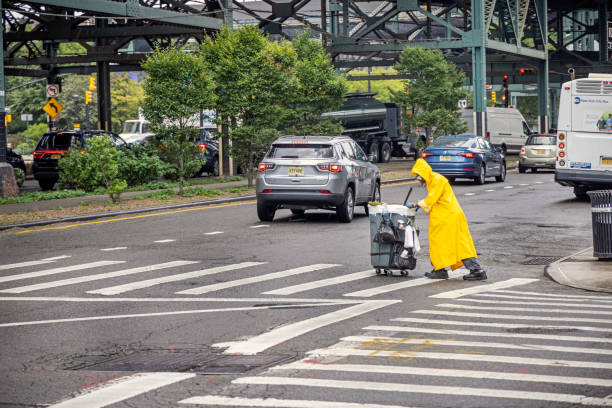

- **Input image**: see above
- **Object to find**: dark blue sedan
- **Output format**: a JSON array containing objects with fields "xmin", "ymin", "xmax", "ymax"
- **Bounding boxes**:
[{"xmin": 421, "ymin": 135, "xmax": 506, "ymax": 184}]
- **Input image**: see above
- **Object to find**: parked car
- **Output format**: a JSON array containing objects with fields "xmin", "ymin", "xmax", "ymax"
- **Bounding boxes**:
[
  {"xmin": 33, "ymin": 130, "xmax": 127, "ymax": 190},
  {"xmin": 518, "ymin": 134, "xmax": 556, "ymax": 173},
  {"xmin": 196, "ymin": 127, "xmax": 219, "ymax": 177},
  {"xmin": 6, "ymin": 147, "xmax": 26, "ymax": 186},
  {"xmin": 421, "ymin": 135, "xmax": 506, "ymax": 185},
  {"xmin": 256, "ymin": 135, "xmax": 381, "ymax": 223}
]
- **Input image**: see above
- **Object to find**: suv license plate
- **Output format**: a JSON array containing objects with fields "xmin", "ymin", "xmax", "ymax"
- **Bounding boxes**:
[
  {"xmin": 50, "ymin": 154, "xmax": 61, "ymax": 159},
  {"xmin": 440, "ymin": 156, "xmax": 451, "ymax": 161},
  {"xmin": 288, "ymin": 167, "xmax": 304, "ymax": 176},
  {"xmin": 536, "ymin": 149, "xmax": 546, "ymax": 154}
]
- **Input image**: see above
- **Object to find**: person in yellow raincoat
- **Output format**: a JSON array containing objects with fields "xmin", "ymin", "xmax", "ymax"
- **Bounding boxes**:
[{"xmin": 409, "ymin": 158, "xmax": 487, "ymax": 280}]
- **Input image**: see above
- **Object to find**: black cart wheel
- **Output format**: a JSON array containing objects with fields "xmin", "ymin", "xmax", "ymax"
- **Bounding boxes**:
[{"xmin": 376, "ymin": 268, "xmax": 382, "ymax": 275}]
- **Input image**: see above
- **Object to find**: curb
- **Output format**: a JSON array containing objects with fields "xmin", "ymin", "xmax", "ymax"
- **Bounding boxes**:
[{"xmin": 545, "ymin": 247, "xmax": 612, "ymax": 294}]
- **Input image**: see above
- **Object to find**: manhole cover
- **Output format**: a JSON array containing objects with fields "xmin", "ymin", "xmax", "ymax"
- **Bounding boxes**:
[
  {"xmin": 75, "ymin": 353, "xmax": 218, "ymax": 372},
  {"xmin": 522, "ymin": 256, "xmax": 563, "ymax": 265},
  {"xmin": 506, "ymin": 327, "xmax": 579, "ymax": 334},
  {"xmin": 194, "ymin": 354, "xmax": 293, "ymax": 374}
]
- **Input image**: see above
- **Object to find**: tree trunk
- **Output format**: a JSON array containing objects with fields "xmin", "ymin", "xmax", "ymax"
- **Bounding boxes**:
[{"xmin": 178, "ymin": 142, "xmax": 184, "ymax": 196}]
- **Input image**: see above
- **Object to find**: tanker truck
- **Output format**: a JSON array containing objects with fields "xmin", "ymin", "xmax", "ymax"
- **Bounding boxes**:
[{"xmin": 322, "ymin": 93, "xmax": 416, "ymax": 163}]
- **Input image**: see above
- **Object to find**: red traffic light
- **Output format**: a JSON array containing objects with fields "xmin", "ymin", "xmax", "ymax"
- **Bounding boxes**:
[
  {"xmin": 519, "ymin": 68, "xmax": 525, "ymax": 74},
  {"xmin": 503, "ymin": 75, "xmax": 509, "ymax": 79}
]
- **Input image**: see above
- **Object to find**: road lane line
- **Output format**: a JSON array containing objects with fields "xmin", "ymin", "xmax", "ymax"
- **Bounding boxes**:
[
  {"xmin": 154, "ymin": 239, "xmax": 175, "ymax": 243},
  {"xmin": 204, "ymin": 231, "xmax": 223, "ymax": 235},
  {"xmin": 306, "ymin": 348, "xmax": 612, "ymax": 370},
  {"xmin": 464, "ymin": 193, "xmax": 475, "ymax": 196},
  {"xmin": 0, "ymin": 255, "xmax": 70, "ymax": 271},
  {"xmin": 473, "ymin": 293, "xmax": 612, "ymax": 303},
  {"xmin": 88, "ymin": 262, "xmax": 265, "ymax": 295},
  {"xmin": 434, "ymin": 302, "xmax": 612, "ymax": 315},
  {"xmin": 100, "ymin": 247, "xmax": 127, "ymax": 251},
  {"xmin": 250, "ymin": 225, "xmax": 269, "ymax": 228},
  {"xmin": 429, "ymin": 278, "xmax": 538, "ymax": 298},
  {"xmin": 504, "ymin": 186, "xmax": 514, "ymax": 189},
  {"xmin": 457, "ymin": 298, "xmax": 612, "ymax": 309},
  {"xmin": 494, "ymin": 289, "xmax": 612, "ymax": 300},
  {"xmin": 264, "ymin": 270, "xmax": 373, "ymax": 295},
  {"xmin": 484, "ymin": 189, "xmax": 495, "ymax": 192},
  {"xmin": 274, "ymin": 361, "xmax": 612, "ymax": 387},
  {"xmin": 392, "ymin": 317, "xmax": 612, "ymax": 333},
  {"xmin": 233, "ymin": 377, "xmax": 612, "ymax": 406},
  {"xmin": 519, "ymin": 183, "xmax": 530, "ymax": 186},
  {"xmin": 410, "ymin": 309, "xmax": 612, "ymax": 324},
  {"xmin": 0, "ymin": 261, "xmax": 125, "ymax": 283},
  {"xmin": 364, "ymin": 325, "xmax": 612, "ymax": 343},
  {"xmin": 344, "ymin": 270, "xmax": 465, "ymax": 298},
  {"xmin": 48, "ymin": 372, "xmax": 195, "ymax": 408},
  {"xmin": 536, "ymin": 181, "xmax": 544, "ymax": 184},
  {"xmin": 339, "ymin": 335, "xmax": 612, "ymax": 356},
  {"xmin": 177, "ymin": 264, "xmax": 340, "ymax": 295},
  {"xmin": 179, "ymin": 396, "xmax": 415, "ymax": 408},
  {"xmin": 0, "ymin": 261, "xmax": 198, "ymax": 294},
  {"xmin": 0, "ymin": 296, "xmax": 366, "ymax": 304},
  {"xmin": 218, "ymin": 300, "xmax": 398, "ymax": 355}
]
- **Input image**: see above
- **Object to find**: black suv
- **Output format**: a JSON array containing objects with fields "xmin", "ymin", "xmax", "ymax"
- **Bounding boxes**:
[{"xmin": 33, "ymin": 130, "xmax": 127, "ymax": 190}]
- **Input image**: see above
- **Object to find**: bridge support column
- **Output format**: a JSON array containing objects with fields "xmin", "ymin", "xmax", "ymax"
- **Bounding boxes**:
[{"xmin": 471, "ymin": 0, "xmax": 487, "ymax": 137}]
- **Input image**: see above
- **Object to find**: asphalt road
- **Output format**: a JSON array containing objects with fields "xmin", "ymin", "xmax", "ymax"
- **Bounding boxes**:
[{"xmin": 1, "ymin": 169, "xmax": 609, "ymax": 408}]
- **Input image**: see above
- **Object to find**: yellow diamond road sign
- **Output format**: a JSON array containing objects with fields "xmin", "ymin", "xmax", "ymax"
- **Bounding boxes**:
[{"xmin": 43, "ymin": 97, "xmax": 63, "ymax": 119}]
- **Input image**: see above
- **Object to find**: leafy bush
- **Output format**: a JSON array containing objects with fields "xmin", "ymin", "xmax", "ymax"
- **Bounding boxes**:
[
  {"xmin": 13, "ymin": 167, "xmax": 25, "ymax": 187},
  {"xmin": 58, "ymin": 147, "xmax": 103, "ymax": 192},
  {"xmin": 0, "ymin": 189, "xmax": 87, "ymax": 205},
  {"xmin": 117, "ymin": 144, "xmax": 165, "ymax": 187},
  {"xmin": 148, "ymin": 189, "xmax": 174, "ymax": 200}
]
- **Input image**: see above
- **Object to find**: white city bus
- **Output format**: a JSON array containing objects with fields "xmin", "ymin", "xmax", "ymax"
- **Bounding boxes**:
[{"xmin": 555, "ymin": 73, "xmax": 612, "ymax": 199}]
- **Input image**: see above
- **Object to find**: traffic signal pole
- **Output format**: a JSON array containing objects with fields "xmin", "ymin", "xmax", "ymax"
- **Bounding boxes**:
[{"xmin": 471, "ymin": 0, "xmax": 486, "ymax": 137}]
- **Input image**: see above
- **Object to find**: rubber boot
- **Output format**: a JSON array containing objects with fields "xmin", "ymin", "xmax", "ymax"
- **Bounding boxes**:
[{"xmin": 463, "ymin": 269, "xmax": 488, "ymax": 281}]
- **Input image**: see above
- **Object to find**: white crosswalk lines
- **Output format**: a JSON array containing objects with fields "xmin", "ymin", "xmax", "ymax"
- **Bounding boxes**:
[
  {"xmin": 179, "ymin": 396, "xmax": 416, "ymax": 407},
  {"xmin": 263, "ymin": 270, "xmax": 373, "ymax": 295},
  {"xmin": 0, "ymin": 255, "xmax": 70, "ymax": 271},
  {"xmin": 88, "ymin": 262, "xmax": 265, "ymax": 295},
  {"xmin": 344, "ymin": 269, "xmax": 466, "ymax": 297},
  {"xmin": 458, "ymin": 297, "xmax": 612, "ymax": 309},
  {"xmin": 473, "ymin": 292, "xmax": 612, "ymax": 303},
  {"xmin": 0, "ymin": 261, "xmax": 197, "ymax": 294},
  {"xmin": 177, "ymin": 264, "xmax": 340, "ymax": 295},
  {"xmin": 433, "ymin": 302, "xmax": 612, "ymax": 315},
  {"xmin": 494, "ymin": 289, "xmax": 612, "ymax": 300},
  {"xmin": 0, "ymin": 261, "xmax": 125, "ymax": 283},
  {"xmin": 410, "ymin": 309, "xmax": 612, "ymax": 324},
  {"xmin": 429, "ymin": 278, "xmax": 538, "ymax": 298}
]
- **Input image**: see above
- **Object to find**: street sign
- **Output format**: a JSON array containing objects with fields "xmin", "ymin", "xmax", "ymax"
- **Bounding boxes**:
[
  {"xmin": 43, "ymin": 98, "xmax": 63, "ymax": 119},
  {"xmin": 458, "ymin": 99, "xmax": 468, "ymax": 108},
  {"xmin": 485, "ymin": 84, "xmax": 492, "ymax": 90},
  {"xmin": 20, "ymin": 113, "xmax": 33, "ymax": 121},
  {"xmin": 46, "ymin": 84, "xmax": 60, "ymax": 98}
]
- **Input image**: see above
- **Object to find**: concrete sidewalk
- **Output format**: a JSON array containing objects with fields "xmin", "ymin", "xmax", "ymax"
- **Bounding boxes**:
[{"xmin": 546, "ymin": 248, "xmax": 612, "ymax": 294}]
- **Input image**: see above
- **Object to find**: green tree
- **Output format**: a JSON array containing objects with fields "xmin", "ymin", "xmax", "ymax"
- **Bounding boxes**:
[
  {"xmin": 111, "ymin": 74, "xmax": 144, "ymax": 133},
  {"xmin": 142, "ymin": 47, "xmax": 214, "ymax": 195},
  {"xmin": 201, "ymin": 25, "xmax": 296, "ymax": 187},
  {"xmin": 392, "ymin": 47, "xmax": 468, "ymax": 141},
  {"xmin": 345, "ymin": 67, "xmax": 405, "ymax": 101},
  {"xmin": 285, "ymin": 32, "xmax": 346, "ymax": 135}
]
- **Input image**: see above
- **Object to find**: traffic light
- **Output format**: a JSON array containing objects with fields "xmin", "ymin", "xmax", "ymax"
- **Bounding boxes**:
[
  {"xmin": 518, "ymin": 68, "xmax": 536, "ymax": 75},
  {"xmin": 85, "ymin": 91, "xmax": 92, "ymax": 104},
  {"xmin": 89, "ymin": 76, "xmax": 96, "ymax": 91},
  {"xmin": 502, "ymin": 75, "xmax": 509, "ymax": 108},
  {"xmin": 492, "ymin": 91, "xmax": 496, "ymax": 103}
]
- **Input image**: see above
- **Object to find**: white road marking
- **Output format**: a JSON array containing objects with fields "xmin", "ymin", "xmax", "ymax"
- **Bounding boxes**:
[
  {"xmin": 250, "ymin": 225, "xmax": 269, "ymax": 228},
  {"xmin": 264, "ymin": 270, "xmax": 373, "ymax": 295},
  {"xmin": 0, "ymin": 261, "xmax": 198, "ymax": 294},
  {"xmin": 177, "ymin": 264, "xmax": 340, "ymax": 295},
  {"xmin": 234, "ymin": 377, "xmax": 612, "ymax": 406},
  {"xmin": 0, "ymin": 255, "xmax": 70, "ymax": 271},
  {"xmin": 0, "ymin": 303, "xmax": 344, "ymax": 328},
  {"xmin": 0, "ymin": 296, "xmax": 366, "ymax": 304},
  {"xmin": 519, "ymin": 183, "xmax": 530, "ymax": 186},
  {"xmin": 307, "ymin": 348, "xmax": 612, "ymax": 370},
  {"xmin": 495, "ymin": 289, "xmax": 612, "ymax": 300},
  {"xmin": 429, "ymin": 278, "xmax": 538, "ymax": 298},
  {"xmin": 0, "ymin": 261, "xmax": 125, "ymax": 283},
  {"xmin": 536, "ymin": 181, "xmax": 544, "ymax": 184},
  {"xmin": 458, "ymin": 298, "xmax": 612, "ymax": 309},
  {"xmin": 464, "ymin": 193, "xmax": 475, "ymax": 196},
  {"xmin": 179, "ymin": 396, "xmax": 415, "ymax": 408},
  {"xmin": 392, "ymin": 317, "xmax": 612, "ymax": 333},
  {"xmin": 275, "ymin": 361, "xmax": 612, "ymax": 387},
  {"xmin": 339, "ymin": 335, "xmax": 612, "ymax": 356},
  {"xmin": 474, "ymin": 292, "xmax": 612, "ymax": 303},
  {"xmin": 503, "ymin": 186, "xmax": 513, "ymax": 189},
  {"xmin": 48, "ymin": 372, "xmax": 194, "ymax": 408},
  {"xmin": 88, "ymin": 262, "xmax": 264, "ymax": 295},
  {"xmin": 434, "ymin": 302, "xmax": 612, "ymax": 315},
  {"xmin": 484, "ymin": 189, "xmax": 495, "ymax": 192},
  {"xmin": 344, "ymin": 269, "xmax": 465, "ymax": 298},
  {"xmin": 364, "ymin": 325, "xmax": 612, "ymax": 344},
  {"xmin": 218, "ymin": 300, "xmax": 398, "ymax": 355},
  {"xmin": 154, "ymin": 239, "xmax": 175, "ymax": 243},
  {"xmin": 100, "ymin": 247, "xmax": 127, "ymax": 251},
  {"xmin": 204, "ymin": 231, "xmax": 224, "ymax": 235},
  {"xmin": 410, "ymin": 309, "xmax": 612, "ymax": 324}
]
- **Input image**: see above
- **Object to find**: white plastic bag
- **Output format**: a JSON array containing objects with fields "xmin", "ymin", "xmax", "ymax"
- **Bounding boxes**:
[{"xmin": 404, "ymin": 225, "xmax": 421, "ymax": 253}]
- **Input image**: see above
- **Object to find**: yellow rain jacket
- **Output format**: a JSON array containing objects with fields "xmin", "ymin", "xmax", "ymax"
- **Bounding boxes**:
[{"xmin": 411, "ymin": 159, "xmax": 477, "ymax": 270}]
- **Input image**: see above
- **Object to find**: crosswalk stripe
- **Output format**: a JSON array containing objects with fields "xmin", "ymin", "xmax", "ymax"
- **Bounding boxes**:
[
  {"xmin": 234, "ymin": 377, "xmax": 612, "ymax": 406},
  {"xmin": 0, "ymin": 255, "xmax": 70, "ymax": 271},
  {"xmin": 364, "ymin": 325, "xmax": 612, "ymax": 344},
  {"xmin": 429, "ymin": 278, "xmax": 538, "ymax": 299},
  {"xmin": 177, "ymin": 264, "xmax": 340, "ymax": 295},
  {"xmin": 474, "ymin": 293, "xmax": 612, "ymax": 303},
  {"xmin": 343, "ymin": 270, "xmax": 465, "ymax": 298},
  {"xmin": 338, "ymin": 335, "xmax": 612, "ymax": 356},
  {"xmin": 48, "ymin": 372, "xmax": 195, "ymax": 408},
  {"xmin": 494, "ymin": 289, "xmax": 612, "ymax": 300},
  {"xmin": 458, "ymin": 298, "xmax": 612, "ymax": 309},
  {"xmin": 410, "ymin": 309, "xmax": 612, "ymax": 324},
  {"xmin": 307, "ymin": 348, "xmax": 612, "ymax": 370},
  {"xmin": 100, "ymin": 247, "xmax": 127, "ymax": 251},
  {"xmin": 274, "ymin": 361, "xmax": 612, "ymax": 387},
  {"xmin": 218, "ymin": 300, "xmax": 398, "ymax": 355},
  {"xmin": 87, "ymin": 262, "xmax": 265, "ymax": 295},
  {"xmin": 0, "ymin": 261, "xmax": 125, "ymax": 283},
  {"xmin": 204, "ymin": 231, "xmax": 223, "ymax": 235},
  {"xmin": 0, "ymin": 261, "xmax": 198, "ymax": 294},
  {"xmin": 263, "ymin": 270, "xmax": 373, "ymax": 296},
  {"xmin": 434, "ymin": 302, "xmax": 612, "ymax": 315},
  {"xmin": 392, "ymin": 317, "xmax": 612, "ymax": 333},
  {"xmin": 179, "ymin": 396, "xmax": 416, "ymax": 408}
]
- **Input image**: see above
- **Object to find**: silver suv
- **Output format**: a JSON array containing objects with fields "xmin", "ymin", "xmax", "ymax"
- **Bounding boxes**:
[{"xmin": 256, "ymin": 135, "xmax": 381, "ymax": 222}]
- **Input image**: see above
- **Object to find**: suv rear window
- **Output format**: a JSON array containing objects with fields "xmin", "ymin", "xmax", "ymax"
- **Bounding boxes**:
[
  {"xmin": 36, "ymin": 133, "xmax": 77, "ymax": 150},
  {"xmin": 268, "ymin": 144, "xmax": 335, "ymax": 159}
]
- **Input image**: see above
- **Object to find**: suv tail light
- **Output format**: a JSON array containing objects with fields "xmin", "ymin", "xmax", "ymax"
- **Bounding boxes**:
[
  {"xmin": 33, "ymin": 150, "xmax": 45, "ymax": 159},
  {"xmin": 421, "ymin": 152, "xmax": 433, "ymax": 158},
  {"xmin": 458, "ymin": 152, "xmax": 475, "ymax": 158},
  {"xmin": 317, "ymin": 163, "xmax": 342, "ymax": 173},
  {"xmin": 258, "ymin": 163, "xmax": 275, "ymax": 172}
]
